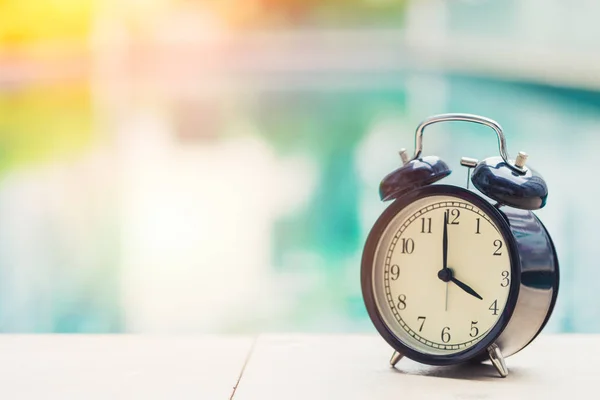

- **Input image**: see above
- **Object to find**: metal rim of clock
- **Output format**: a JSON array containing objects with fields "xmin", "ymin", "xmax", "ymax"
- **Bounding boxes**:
[
  {"xmin": 410, "ymin": 113, "xmax": 527, "ymax": 175},
  {"xmin": 360, "ymin": 184, "xmax": 521, "ymax": 366}
]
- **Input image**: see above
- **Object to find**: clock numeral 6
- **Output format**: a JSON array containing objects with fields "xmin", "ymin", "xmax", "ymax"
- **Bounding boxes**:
[
  {"xmin": 470, "ymin": 321, "xmax": 479, "ymax": 338},
  {"xmin": 441, "ymin": 326, "xmax": 451, "ymax": 343},
  {"xmin": 400, "ymin": 238, "xmax": 414, "ymax": 254},
  {"xmin": 397, "ymin": 294, "xmax": 407, "ymax": 310},
  {"xmin": 501, "ymin": 270, "xmax": 510, "ymax": 287}
]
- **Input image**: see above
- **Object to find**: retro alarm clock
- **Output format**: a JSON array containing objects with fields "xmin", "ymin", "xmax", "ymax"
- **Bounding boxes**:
[{"xmin": 360, "ymin": 113, "xmax": 559, "ymax": 377}]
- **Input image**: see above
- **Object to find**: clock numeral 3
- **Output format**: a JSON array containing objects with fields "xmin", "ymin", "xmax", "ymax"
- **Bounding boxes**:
[
  {"xmin": 470, "ymin": 321, "xmax": 479, "ymax": 338},
  {"xmin": 401, "ymin": 238, "xmax": 414, "ymax": 254},
  {"xmin": 493, "ymin": 239, "xmax": 503, "ymax": 256},
  {"xmin": 390, "ymin": 264, "xmax": 400, "ymax": 281},
  {"xmin": 417, "ymin": 316, "xmax": 426, "ymax": 332},
  {"xmin": 441, "ymin": 326, "xmax": 451, "ymax": 343},
  {"xmin": 445, "ymin": 209, "xmax": 460, "ymax": 225},
  {"xmin": 501, "ymin": 270, "xmax": 510, "ymax": 287},
  {"xmin": 397, "ymin": 294, "xmax": 407, "ymax": 310},
  {"xmin": 489, "ymin": 300, "xmax": 499, "ymax": 315},
  {"xmin": 420, "ymin": 217, "xmax": 432, "ymax": 234}
]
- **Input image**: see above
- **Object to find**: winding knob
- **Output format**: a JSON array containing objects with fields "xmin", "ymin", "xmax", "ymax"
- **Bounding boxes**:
[
  {"xmin": 399, "ymin": 148, "xmax": 410, "ymax": 165},
  {"xmin": 460, "ymin": 157, "xmax": 478, "ymax": 168},
  {"xmin": 515, "ymin": 151, "xmax": 528, "ymax": 169}
]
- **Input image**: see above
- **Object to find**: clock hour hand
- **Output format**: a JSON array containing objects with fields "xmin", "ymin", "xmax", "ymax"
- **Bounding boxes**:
[{"xmin": 450, "ymin": 276, "xmax": 483, "ymax": 300}]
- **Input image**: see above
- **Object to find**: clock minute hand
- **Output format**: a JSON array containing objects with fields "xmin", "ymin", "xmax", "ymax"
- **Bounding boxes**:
[
  {"xmin": 450, "ymin": 276, "xmax": 483, "ymax": 300},
  {"xmin": 442, "ymin": 211, "xmax": 448, "ymax": 271},
  {"xmin": 442, "ymin": 211, "xmax": 449, "ymax": 311}
]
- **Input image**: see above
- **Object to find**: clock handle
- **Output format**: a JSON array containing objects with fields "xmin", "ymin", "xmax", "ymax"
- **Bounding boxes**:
[{"xmin": 410, "ymin": 113, "xmax": 526, "ymax": 175}]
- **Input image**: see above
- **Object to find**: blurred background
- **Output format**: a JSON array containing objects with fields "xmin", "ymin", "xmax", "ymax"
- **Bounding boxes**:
[{"xmin": 0, "ymin": 0, "xmax": 596, "ymax": 334}]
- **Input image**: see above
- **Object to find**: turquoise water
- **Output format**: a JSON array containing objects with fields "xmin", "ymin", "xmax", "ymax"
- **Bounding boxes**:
[
  {"xmin": 0, "ymin": 71, "xmax": 598, "ymax": 334},
  {"xmin": 222, "ymin": 73, "xmax": 598, "ymax": 334}
]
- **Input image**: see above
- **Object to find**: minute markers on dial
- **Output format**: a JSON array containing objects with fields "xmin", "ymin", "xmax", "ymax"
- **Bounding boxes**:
[{"xmin": 382, "ymin": 198, "xmax": 509, "ymax": 350}]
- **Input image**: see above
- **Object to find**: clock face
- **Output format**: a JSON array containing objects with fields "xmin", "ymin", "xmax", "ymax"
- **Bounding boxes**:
[{"xmin": 369, "ymin": 192, "xmax": 512, "ymax": 356}]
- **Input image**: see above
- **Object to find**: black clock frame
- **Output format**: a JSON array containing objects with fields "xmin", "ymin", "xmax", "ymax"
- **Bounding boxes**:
[{"xmin": 361, "ymin": 184, "xmax": 559, "ymax": 366}]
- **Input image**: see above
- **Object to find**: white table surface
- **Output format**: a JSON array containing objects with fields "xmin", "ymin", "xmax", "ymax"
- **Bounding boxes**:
[
  {"xmin": 0, "ymin": 335, "xmax": 252, "ymax": 399},
  {"xmin": 0, "ymin": 333, "xmax": 592, "ymax": 399},
  {"xmin": 235, "ymin": 333, "xmax": 592, "ymax": 400}
]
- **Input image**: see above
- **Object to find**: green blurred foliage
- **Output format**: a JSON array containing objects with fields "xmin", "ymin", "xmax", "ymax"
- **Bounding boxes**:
[
  {"xmin": 214, "ymin": 0, "xmax": 409, "ymax": 28},
  {"xmin": 0, "ymin": 83, "xmax": 93, "ymax": 174}
]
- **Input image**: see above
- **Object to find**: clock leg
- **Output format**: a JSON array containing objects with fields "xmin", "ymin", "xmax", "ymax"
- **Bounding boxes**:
[
  {"xmin": 487, "ymin": 343, "xmax": 508, "ymax": 378},
  {"xmin": 390, "ymin": 351, "xmax": 404, "ymax": 367}
]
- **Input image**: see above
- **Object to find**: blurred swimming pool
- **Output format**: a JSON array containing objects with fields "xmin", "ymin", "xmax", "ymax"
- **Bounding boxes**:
[{"xmin": 1, "ymin": 48, "xmax": 600, "ymax": 334}]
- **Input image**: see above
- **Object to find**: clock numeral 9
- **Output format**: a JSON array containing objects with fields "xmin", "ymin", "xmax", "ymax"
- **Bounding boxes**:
[
  {"xmin": 501, "ymin": 270, "xmax": 510, "ymax": 287},
  {"xmin": 493, "ymin": 240, "xmax": 503, "ymax": 256},
  {"xmin": 390, "ymin": 264, "xmax": 400, "ymax": 280},
  {"xmin": 400, "ymin": 238, "xmax": 414, "ymax": 254},
  {"xmin": 445, "ymin": 209, "xmax": 460, "ymax": 225},
  {"xmin": 441, "ymin": 326, "xmax": 451, "ymax": 343},
  {"xmin": 470, "ymin": 321, "xmax": 479, "ymax": 338},
  {"xmin": 397, "ymin": 294, "xmax": 407, "ymax": 310}
]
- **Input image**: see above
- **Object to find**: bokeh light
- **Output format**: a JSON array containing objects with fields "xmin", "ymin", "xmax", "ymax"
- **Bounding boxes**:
[{"xmin": 0, "ymin": 0, "xmax": 596, "ymax": 334}]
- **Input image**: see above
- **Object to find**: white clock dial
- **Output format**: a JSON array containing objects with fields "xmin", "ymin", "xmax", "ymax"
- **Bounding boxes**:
[{"xmin": 372, "ymin": 194, "xmax": 512, "ymax": 355}]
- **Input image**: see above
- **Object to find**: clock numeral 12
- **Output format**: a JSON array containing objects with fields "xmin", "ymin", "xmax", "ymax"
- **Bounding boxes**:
[
  {"xmin": 475, "ymin": 218, "xmax": 481, "ymax": 234},
  {"xmin": 445, "ymin": 209, "xmax": 460, "ymax": 225}
]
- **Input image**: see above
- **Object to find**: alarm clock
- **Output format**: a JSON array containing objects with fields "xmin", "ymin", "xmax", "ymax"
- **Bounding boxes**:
[{"xmin": 360, "ymin": 113, "xmax": 559, "ymax": 378}]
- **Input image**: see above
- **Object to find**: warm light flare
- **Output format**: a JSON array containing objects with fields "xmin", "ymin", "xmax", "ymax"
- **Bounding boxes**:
[{"xmin": 0, "ymin": 0, "xmax": 95, "ymax": 48}]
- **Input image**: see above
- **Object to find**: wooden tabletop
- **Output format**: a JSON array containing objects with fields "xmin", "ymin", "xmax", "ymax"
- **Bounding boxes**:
[
  {"xmin": 0, "ymin": 333, "xmax": 591, "ymax": 399},
  {"xmin": 0, "ymin": 335, "xmax": 253, "ymax": 399}
]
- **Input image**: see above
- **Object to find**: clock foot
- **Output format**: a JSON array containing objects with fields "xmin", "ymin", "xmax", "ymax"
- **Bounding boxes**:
[
  {"xmin": 487, "ymin": 343, "xmax": 508, "ymax": 378},
  {"xmin": 390, "ymin": 351, "xmax": 404, "ymax": 367}
]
